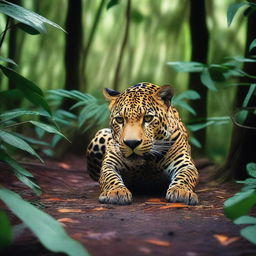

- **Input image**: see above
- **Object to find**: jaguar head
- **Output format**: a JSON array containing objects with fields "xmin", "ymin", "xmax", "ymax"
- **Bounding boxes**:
[{"xmin": 103, "ymin": 82, "xmax": 174, "ymax": 158}]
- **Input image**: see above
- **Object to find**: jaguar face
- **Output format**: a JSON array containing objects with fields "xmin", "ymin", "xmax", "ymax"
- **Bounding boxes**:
[{"xmin": 103, "ymin": 83, "xmax": 173, "ymax": 158}]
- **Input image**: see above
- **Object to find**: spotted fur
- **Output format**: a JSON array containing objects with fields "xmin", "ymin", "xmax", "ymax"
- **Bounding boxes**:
[{"xmin": 86, "ymin": 82, "xmax": 199, "ymax": 205}]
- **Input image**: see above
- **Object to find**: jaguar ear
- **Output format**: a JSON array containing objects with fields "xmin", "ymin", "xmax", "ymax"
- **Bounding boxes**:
[
  {"xmin": 103, "ymin": 88, "xmax": 121, "ymax": 109},
  {"xmin": 156, "ymin": 85, "xmax": 174, "ymax": 107}
]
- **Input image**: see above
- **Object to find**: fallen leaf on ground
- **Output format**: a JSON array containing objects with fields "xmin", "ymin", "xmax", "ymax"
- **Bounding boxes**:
[
  {"xmin": 57, "ymin": 162, "xmax": 71, "ymax": 169},
  {"xmin": 58, "ymin": 208, "xmax": 82, "ymax": 213},
  {"xmin": 145, "ymin": 239, "xmax": 171, "ymax": 247},
  {"xmin": 57, "ymin": 217, "xmax": 80, "ymax": 223},
  {"xmin": 213, "ymin": 234, "xmax": 240, "ymax": 246},
  {"xmin": 159, "ymin": 203, "xmax": 191, "ymax": 209},
  {"xmin": 44, "ymin": 197, "xmax": 62, "ymax": 201},
  {"xmin": 92, "ymin": 207, "xmax": 108, "ymax": 211},
  {"xmin": 71, "ymin": 233, "xmax": 83, "ymax": 239},
  {"xmin": 147, "ymin": 198, "xmax": 163, "ymax": 202}
]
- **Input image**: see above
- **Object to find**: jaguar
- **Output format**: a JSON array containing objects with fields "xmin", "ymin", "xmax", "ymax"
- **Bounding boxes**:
[{"xmin": 86, "ymin": 82, "xmax": 199, "ymax": 205}]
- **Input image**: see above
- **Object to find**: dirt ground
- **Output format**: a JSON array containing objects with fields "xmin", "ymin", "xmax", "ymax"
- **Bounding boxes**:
[{"xmin": 1, "ymin": 155, "xmax": 256, "ymax": 256}]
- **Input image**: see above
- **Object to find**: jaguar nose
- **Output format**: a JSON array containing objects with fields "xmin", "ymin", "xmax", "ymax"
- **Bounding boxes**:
[{"xmin": 123, "ymin": 139, "xmax": 142, "ymax": 150}]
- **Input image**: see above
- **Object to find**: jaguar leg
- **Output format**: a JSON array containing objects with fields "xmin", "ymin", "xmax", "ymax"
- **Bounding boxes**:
[
  {"xmin": 162, "ymin": 137, "xmax": 199, "ymax": 205},
  {"xmin": 99, "ymin": 151, "xmax": 132, "ymax": 205}
]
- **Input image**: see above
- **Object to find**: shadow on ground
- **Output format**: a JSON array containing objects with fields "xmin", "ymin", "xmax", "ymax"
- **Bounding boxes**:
[{"xmin": 1, "ymin": 155, "xmax": 256, "ymax": 256}]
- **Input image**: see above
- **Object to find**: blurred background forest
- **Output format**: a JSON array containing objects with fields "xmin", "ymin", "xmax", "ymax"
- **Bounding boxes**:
[{"xmin": 0, "ymin": 0, "xmax": 251, "ymax": 163}]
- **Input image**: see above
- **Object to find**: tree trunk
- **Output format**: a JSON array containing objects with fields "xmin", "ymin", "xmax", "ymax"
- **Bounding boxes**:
[
  {"xmin": 214, "ymin": 11, "xmax": 256, "ymax": 182},
  {"xmin": 62, "ymin": 0, "xmax": 83, "ymax": 110},
  {"xmin": 188, "ymin": 0, "xmax": 209, "ymax": 154}
]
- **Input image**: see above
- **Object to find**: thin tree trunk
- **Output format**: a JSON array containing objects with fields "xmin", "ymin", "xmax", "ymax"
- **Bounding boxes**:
[
  {"xmin": 81, "ymin": 0, "xmax": 105, "ymax": 89},
  {"xmin": 63, "ymin": 0, "xmax": 83, "ymax": 110},
  {"xmin": 113, "ymin": 0, "xmax": 131, "ymax": 91},
  {"xmin": 214, "ymin": 11, "xmax": 256, "ymax": 182},
  {"xmin": 188, "ymin": 0, "xmax": 209, "ymax": 154}
]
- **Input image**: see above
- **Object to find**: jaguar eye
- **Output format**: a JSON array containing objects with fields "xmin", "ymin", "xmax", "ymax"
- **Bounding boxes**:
[
  {"xmin": 144, "ymin": 115, "xmax": 154, "ymax": 123},
  {"xmin": 115, "ymin": 116, "xmax": 124, "ymax": 124}
]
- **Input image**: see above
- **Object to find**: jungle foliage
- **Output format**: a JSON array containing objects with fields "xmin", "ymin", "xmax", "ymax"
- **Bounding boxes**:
[
  {"xmin": 0, "ymin": 1, "xmax": 88, "ymax": 255},
  {"xmin": 0, "ymin": 0, "xmax": 256, "ymax": 252}
]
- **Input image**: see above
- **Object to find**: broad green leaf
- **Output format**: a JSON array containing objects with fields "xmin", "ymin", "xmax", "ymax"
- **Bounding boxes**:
[
  {"xmin": 0, "ymin": 0, "xmax": 65, "ymax": 33},
  {"xmin": 234, "ymin": 215, "xmax": 256, "ymax": 225},
  {"xmin": 240, "ymin": 225, "xmax": 256, "ymax": 245},
  {"xmin": 51, "ymin": 134, "xmax": 62, "ymax": 147},
  {"xmin": 0, "ymin": 188, "xmax": 89, "ymax": 256},
  {"xmin": 227, "ymin": 2, "xmax": 249, "ymax": 26},
  {"xmin": 13, "ymin": 133, "xmax": 49, "ymax": 146},
  {"xmin": 187, "ymin": 121, "xmax": 215, "ymax": 132},
  {"xmin": 0, "ymin": 65, "xmax": 52, "ymax": 115},
  {"xmin": 249, "ymin": 39, "xmax": 256, "ymax": 52},
  {"xmin": 0, "ymin": 56, "xmax": 17, "ymax": 66},
  {"xmin": 200, "ymin": 68, "xmax": 217, "ymax": 91},
  {"xmin": 189, "ymin": 136, "xmax": 202, "ymax": 148},
  {"xmin": 242, "ymin": 84, "xmax": 256, "ymax": 108},
  {"xmin": 29, "ymin": 121, "xmax": 69, "ymax": 141},
  {"xmin": 0, "ymin": 148, "xmax": 41, "ymax": 195},
  {"xmin": 0, "ymin": 129, "xmax": 43, "ymax": 162},
  {"xmin": 107, "ymin": 0, "xmax": 119, "ymax": 10},
  {"xmin": 0, "ymin": 110, "xmax": 48, "ymax": 122},
  {"xmin": 16, "ymin": 22, "xmax": 40, "ymax": 35},
  {"xmin": 0, "ymin": 210, "xmax": 12, "ymax": 249},
  {"xmin": 174, "ymin": 101, "xmax": 196, "ymax": 115},
  {"xmin": 173, "ymin": 90, "xmax": 200, "ymax": 102},
  {"xmin": 0, "ymin": 89, "xmax": 22, "ymax": 101},
  {"xmin": 235, "ymin": 109, "xmax": 249, "ymax": 124},
  {"xmin": 228, "ymin": 56, "xmax": 256, "ymax": 63},
  {"xmin": 224, "ymin": 189, "xmax": 256, "ymax": 220},
  {"xmin": 247, "ymin": 163, "xmax": 256, "ymax": 178},
  {"xmin": 166, "ymin": 61, "xmax": 204, "ymax": 72}
]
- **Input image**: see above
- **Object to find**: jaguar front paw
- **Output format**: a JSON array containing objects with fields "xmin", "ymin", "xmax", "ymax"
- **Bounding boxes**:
[
  {"xmin": 99, "ymin": 186, "xmax": 132, "ymax": 205},
  {"xmin": 166, "ymin": 186, "xmax": 198, "ymax": 205}
]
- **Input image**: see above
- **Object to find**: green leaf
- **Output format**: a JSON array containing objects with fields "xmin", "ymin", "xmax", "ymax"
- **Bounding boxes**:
[
  {"xmin": 0, "ymin": 148, "xmax": 41, "ymax": 194},
  {"xmin": 0, "ymin": 188, "xmax": 89, "ymax": 256},
  {"xmin": 0, "ymin": 65, "xmax": 52, "ymax": 115},
  {"xmin": 200, "ymin": 68, "xmax": 217, "ymax": 91},
  {"xmin": 166, "ymin": 61, "xmax": 204, "ymax": 72},
  {"xmin": 0, "ymin": 129, "xmax": 43, "ymax": 162},
  {"xmin": 0, "ymin": 89, "xmax": 22, "ymax": 101},
  {"xmin": 14, "ymin": 133, "xmax": 49, "ymax": 146},
  {"xmin": 189, "ymin": 136, "xmax": 202, "ymax": 148},
  {"xmin": 227, "ymin": 2, "xmax": 249, "ymax": 26},
  {"xmin": 107, "ymin": 0, "xmax": 119, "ymax": 10},
  {"xmin": 0, "ymin": 110, "xmax": 48, "ymax": 122},
  {"xmin": 234, "ymin": 215, "xmax": 256, "ymax": 225},
  {"xmin": 228, "ymin": 56, "xmax": 256, "ymax": 63},
  {"xmin": 187, "ymin": 121, "xmax": 214, "ymax": 132},
  {"xmin": 240, "ymin": 225, "xmax": 256, "ymax": 245},
  {"xmin": 224, "ymin": 189, "xmax": 256, "ymax": 220},
  {"xmin": 0, "ymin": 0, "xmax": 65, "ymax": 33},
  {"xmin": 174, "ymin": 101, "xmax": 196, "ymax": 115},
  {"xmin": 249, "ymin": 39, "xmax": 256, "ymax": 52},
  {"xmin": 0, "ymin": 210, "xmax": 12, "ymax": 249},
  {"xmin": 247, "ymin": 163, "xmax": 256, "ymax": 178},
  {"xmin": 16, "ymin": 22, "xmax": 40, "ymax": 35},
  {"xmin": 235, "ymin": 109, "xmax": 249, "ymax": 124},
  {"xmin": 242, "ymin": 84, "xmax": 256, "ymax": 108},
  {"xmin": 0, "ymin": 56, "xmax": 17, "ymax": 66},
  {"xmin": 173, "ymin": 90, "xmax": 200, "ymax": 102},
  {"xmin": 29, "ymin": 121, "xmax": 69, "ymax": 141}
]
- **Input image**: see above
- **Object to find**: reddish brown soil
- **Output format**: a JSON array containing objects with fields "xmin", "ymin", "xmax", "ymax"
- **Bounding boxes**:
[{"xmin": 1, "ymin": 155, "xmax": 256, "ymax": 256}]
